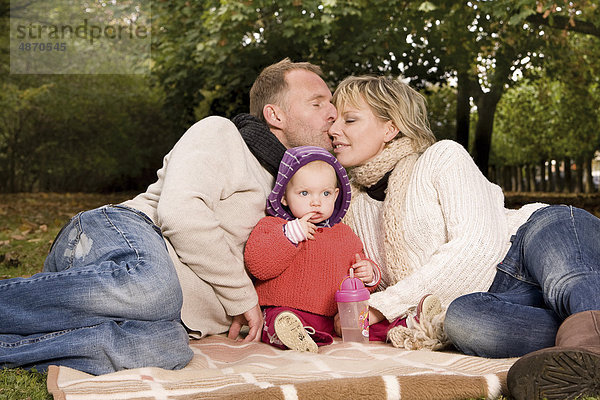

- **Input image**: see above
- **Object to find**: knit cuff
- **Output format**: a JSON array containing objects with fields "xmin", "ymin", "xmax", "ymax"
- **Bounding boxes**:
[{"xmin": 283, "ymin": 219, "xmax": 307, "ymax": 244}]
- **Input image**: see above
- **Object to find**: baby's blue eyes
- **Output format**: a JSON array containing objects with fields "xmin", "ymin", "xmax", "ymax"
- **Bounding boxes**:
[{"xmin": 299, "ymin": 191, "xmax": 331, "ymax": 197}]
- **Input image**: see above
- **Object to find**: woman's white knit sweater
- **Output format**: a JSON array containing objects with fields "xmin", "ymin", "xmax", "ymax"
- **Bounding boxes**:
[{"xmin": 348, "ymin": 140, "xmax": 546, "ymax": 322}]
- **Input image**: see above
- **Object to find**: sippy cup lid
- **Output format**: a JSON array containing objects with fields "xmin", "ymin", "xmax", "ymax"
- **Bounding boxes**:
[{"xmin": 335, "ymin": 269, "xmax": 370, "ymax": 302}]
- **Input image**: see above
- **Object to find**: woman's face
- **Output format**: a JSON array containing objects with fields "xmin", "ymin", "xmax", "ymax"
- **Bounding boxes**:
[{"xmin": 329, "ymin": 97, "xmax": 397, "ymax": 168}]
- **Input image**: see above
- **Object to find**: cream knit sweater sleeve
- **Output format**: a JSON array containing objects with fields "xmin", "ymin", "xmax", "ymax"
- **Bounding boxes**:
[{"xmin": 369, "ymin": 140, "xmax": 510, "ymax": 321}]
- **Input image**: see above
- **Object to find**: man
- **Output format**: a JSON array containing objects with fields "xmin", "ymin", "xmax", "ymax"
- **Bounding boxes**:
[{"xmin": 0, "ymin": 58, "xmax": 336, "ymax": 375}]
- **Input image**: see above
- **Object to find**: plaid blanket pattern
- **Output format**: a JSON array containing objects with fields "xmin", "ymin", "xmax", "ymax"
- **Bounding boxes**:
[{"xmin": 47, "ymin": 335, "xmax": 517, "ymax": 400}]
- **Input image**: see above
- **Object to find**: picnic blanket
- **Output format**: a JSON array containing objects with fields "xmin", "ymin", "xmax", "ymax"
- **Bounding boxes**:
[{"xmin": 47, "ymin": 335, "xmax": 517, "ymax": 400}]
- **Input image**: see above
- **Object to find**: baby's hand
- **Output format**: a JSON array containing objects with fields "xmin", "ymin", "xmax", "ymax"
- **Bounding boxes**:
[
  {"xmin": 299, "ymin": 212, "xmax": 317, "ymax": 240},
  {"xmin": 351, "ymin": 253, "xmax": 375, "ymax": 284}
]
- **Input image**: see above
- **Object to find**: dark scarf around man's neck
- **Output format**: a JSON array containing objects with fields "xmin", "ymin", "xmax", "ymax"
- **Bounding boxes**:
[
  {"xmin": 232, "ymin": 113, "xmax": 287, "ymax": 178},
  {"xmin": 365, "ymin": 171, "xmax": 392, "ymax": 201}
]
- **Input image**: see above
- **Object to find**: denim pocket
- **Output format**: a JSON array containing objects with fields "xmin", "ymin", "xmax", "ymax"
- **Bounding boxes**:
[
  {"xmin": 497, "ymin": 231, "xmax": 537, "ymax": 285},
  {"xmin": 107, "ymin": 204, "xmax": 163, "ymax": 237}
]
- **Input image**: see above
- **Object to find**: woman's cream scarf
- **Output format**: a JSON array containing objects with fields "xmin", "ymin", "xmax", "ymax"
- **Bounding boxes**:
[{"xmin": 346, "ymin": 137, "xmax": 420, "ymax": 285}]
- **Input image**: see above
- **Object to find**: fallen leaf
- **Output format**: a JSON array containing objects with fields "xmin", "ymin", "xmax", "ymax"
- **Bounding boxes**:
[
  {"xmin": 20, "ymin": 221, "xmax": 37, "ymax": 231},
  {"xmin": 11, "ymin": 234, "xmax": 26, "ymax": 241},
  {"xmin": 1, "ymin": 252, "xmax": 20, "ymax": 267}
]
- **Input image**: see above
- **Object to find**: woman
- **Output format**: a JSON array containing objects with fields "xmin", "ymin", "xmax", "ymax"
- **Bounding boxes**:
[{"xmin": 329, "ymin": 75, "xmax": 600, "ymax": 400}]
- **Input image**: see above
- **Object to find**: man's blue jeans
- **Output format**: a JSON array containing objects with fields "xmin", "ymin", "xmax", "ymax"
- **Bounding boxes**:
[
  {"xmin": 445, "ymin": 205, "xmax": 600, "ymax": 358},
  {"xmin": 0, "ymin": 205, "xmax": 193, "ymax": 375}
]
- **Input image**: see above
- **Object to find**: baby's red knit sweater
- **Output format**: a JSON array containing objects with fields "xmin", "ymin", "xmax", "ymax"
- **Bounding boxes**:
[{"xmin": 245, "ymin": 216, "xmax": 373, "ymax": 317}]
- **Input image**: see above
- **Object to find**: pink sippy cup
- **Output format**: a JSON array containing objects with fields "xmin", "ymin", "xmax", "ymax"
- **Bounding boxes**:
[{"xmin": 335, "ymin": 268, "xmax": 370, "ymax": 342}]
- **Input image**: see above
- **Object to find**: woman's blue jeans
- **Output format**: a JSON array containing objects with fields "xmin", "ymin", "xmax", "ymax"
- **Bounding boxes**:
[
  {"xmin": 0, "ymin": 205, "xmax": 193, "ymax": 375},
  {"xmin": 445, "ymin": 205, "xmax": 600, "ymax": 358}
]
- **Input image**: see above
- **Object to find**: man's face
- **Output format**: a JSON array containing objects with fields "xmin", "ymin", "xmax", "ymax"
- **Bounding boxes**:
[{"xmin": 278, "ymin": 69, "xmax": 337, "ymax": 150}]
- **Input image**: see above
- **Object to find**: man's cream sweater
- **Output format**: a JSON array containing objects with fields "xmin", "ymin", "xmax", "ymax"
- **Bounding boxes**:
[
  {"xmin": 123, "ymin": 116, "xmax": 273, "ymax": 337},
  {"xmin": 348, "ymin": 140, "xmax": 546, "ymax": 322}
]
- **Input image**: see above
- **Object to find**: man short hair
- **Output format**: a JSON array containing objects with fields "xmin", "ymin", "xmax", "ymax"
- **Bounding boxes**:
[{"xmin": 249, "ymin": 58, "xmax": 324, "ymax": 122}]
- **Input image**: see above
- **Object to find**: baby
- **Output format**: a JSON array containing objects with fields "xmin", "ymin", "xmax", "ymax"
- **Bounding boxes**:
[{"xmin": 245, "ymin": 146, "xmax": 380, "ymax": 352}]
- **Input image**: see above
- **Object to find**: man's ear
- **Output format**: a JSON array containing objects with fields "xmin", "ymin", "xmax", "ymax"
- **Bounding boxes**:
[
  {"xmin": 263, "ymin": 104, "xmax": 285, "ymax": 130},
  {"xmin": 383, "ymin": 121, "xmax": 400, "ymax": 143}
]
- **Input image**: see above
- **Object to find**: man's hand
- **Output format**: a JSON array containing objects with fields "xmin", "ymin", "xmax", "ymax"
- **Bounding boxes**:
[
  {"xmin": 298, "ymin": 212, "xmax": 317, "ymax": 240},
  {"xmin": 228, "ymin": 304, "xmax": 263, "ymax": 343},
  {"xmin": 351, "ymin": 253, "xmax": 375, "ymax": 283}
]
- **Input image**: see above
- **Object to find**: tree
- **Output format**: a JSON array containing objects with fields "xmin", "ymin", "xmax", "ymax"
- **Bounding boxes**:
[
  {"xmin": 152, "ymin": 0, "xmax": 597, "ymax": 178},
  {"xmin": 493, "ymin": 52, "xmax": 600, "ymax": 194},
  {"xmin": 523, "ymin": 0, "xmax": 600, "ymax": 38},
  {"xmin": 0, "ymin": 0, "xmax": 171, "ymax": 192},
  {"xmin": 152, "ymin": 0, "xmax": 421, "ymax": 130},
  {"xmin": 0, "ymin": 83, "xmax": 51, "ymax": 192}
]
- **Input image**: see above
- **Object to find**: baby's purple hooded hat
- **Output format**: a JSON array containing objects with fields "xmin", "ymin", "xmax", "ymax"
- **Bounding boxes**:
[{"xmin": 266, "ymin": 146, "xmax": 351, "ymax": 227}]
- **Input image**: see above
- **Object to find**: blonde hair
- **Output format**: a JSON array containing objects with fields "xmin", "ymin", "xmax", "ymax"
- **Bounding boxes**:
[
  {"xmin": 250, "ymin": 58, "xmax": 324, "ymax": 122},
  {"xmin": 332, "ymin": 75, "xmax": 436, "ymax": 153}
]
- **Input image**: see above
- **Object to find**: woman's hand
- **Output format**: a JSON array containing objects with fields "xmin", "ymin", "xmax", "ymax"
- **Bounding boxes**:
[
  {"xmin": 351, "ymin": 253, "xmax": 375, "ymax": 283},
  {"xmin": 369, "ymin": 307, "xmax": 384, "ymax": 325},
  {"xmin": 333, "ymin": 313, "xmax": 342, "ymax": 336}
]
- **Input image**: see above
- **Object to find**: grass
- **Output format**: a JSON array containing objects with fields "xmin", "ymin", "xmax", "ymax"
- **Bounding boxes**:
[
  {"xmin": 0, "ymin": 192, "xmax": 599, "ymax": 400},
  {"xmin": 0, "ymin": 369, "xmax": 51, "ymax": 400},
  {"xmin": 0, "ymin": 192, "xmax": 132, "ymax": 400},
  {"xmin": 0, "ymin": 192, "xmax": 134, "ymax": 280}
]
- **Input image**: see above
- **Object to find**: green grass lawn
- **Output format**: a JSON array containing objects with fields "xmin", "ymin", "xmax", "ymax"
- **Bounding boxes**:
[
  {"xmin": 0, "ymin": 192, "xmax": 132, "ymax": 400},
  {"xmin": 0, "ymin": 368, "xmax": 51, "ymax": 400},
  {"xmin": 1, "ymin": 192, "xmax": 598, "ymax": 400}
]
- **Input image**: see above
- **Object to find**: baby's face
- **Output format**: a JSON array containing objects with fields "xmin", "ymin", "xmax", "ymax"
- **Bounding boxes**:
[{"xmin": 282, "ymin": 161, "xmax": 339, "ymax": 224}]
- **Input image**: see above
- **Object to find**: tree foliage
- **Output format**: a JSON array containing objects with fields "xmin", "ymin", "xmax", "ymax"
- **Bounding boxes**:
[
  {"xmin": 152, "ymin": 0, "xmax": 599, "ymax": 176},
  {"xmin": 0, "ymin": 74, "xmax": 173, "ymax": 192},
  {"xmin": 493, "ymin": 25, "xmax": 600, "ymax": 167},
  {"xmin": 1, "ymin": 0, "xmax": 598, "ymax": 192},
  {"xmin": 1, "ymin": 0, "xmax": 171, "ymax": 192}
]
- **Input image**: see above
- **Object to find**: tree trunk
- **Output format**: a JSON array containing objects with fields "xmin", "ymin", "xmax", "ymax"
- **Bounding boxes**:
[
  {"xmin": 455, "ymin": 72, "xmax": 471, "ymax": 149},
  {"xmin": 575, "ymin": 156, "xmax": 584, "ymax": 193},
  {"xmin": 472, "ymin": 92, "xmax": 502, "ymax": 178},
  {"xmin": 563, "ymin": 157, "xmax": 572, "ymax": 193},
  {"xmin": 504, "ymin": 165, "xmax": 513, "ymax": 191},
  {"xmin": 547, "ymin": 161, "xmax": 555, "ymax": 192},
  {"xmin": 539, "ymin": 160, "xmax": 546, "ymax": 192},
  {"xmin": 585, "ymin": 157, "xmax": 596, "ymax": 193},
  {"xmin": 488, "ymin": 165, "xmax": 496, "ymax": 185},
  {"xmin": 529, "ymin": 164, "xmax": 536, "ymax": 192},
  {"xmin": 516, "ymin": 165, "xmax": 523, "ymax": 192},
  {"xmin": 556, "ymin": 160, "xmax": 564, "ymax": 192}
]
